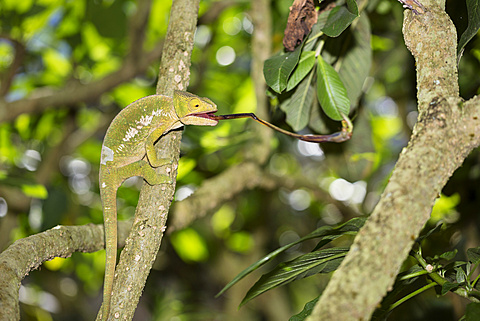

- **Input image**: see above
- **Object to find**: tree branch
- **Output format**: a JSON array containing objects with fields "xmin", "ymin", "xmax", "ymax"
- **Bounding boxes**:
[
  {"xmin": 171, "ymin": 162, "xmax": 276, "ymax": 231},
  {"xmin": 307, "ymin": 1, "xmax": 480, "ymax": 320},
  {"xmin": 170, "ymin": 162, "xmax": 357, "ymax": 231},
  {"xmin": 96, "ymin": 0, "xmax": 201, "ymax": 319},
  {"xmin": 0, "ymin": 221, "xmax": 132, "ymax": 321}
]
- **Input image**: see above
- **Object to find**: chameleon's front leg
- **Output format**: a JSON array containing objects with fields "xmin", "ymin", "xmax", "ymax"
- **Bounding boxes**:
[{"xmin": 145, "ymin": 126, "xmax": 180, "ymax": 168}]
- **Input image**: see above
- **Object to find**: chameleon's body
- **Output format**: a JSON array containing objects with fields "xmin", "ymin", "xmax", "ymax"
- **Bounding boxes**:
[{"xmin": 99, "ymin": 91, "xmax": 217, "ymax": 319}]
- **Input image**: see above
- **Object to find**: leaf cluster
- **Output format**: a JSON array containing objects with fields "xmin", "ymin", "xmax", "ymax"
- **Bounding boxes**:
[
  {"xmin": 372, "ymin": 223, "xmax": 480, "ymax": 320},
  {"xmin": 221, "ymin": 217, "xmax": 480, "ymax": 320},
  {"xmin": 217, "ymin": 217, "xmax": 366, "ymax": 316},
  {"xmin": 263, "ymin": 0, "xmax": 370, "ymax": 131}
]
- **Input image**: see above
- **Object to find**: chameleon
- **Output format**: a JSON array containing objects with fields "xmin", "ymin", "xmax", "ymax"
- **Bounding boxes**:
[
  {"xmin": 99, "ymin": 90, "xmax": 218, "ymax": 319},
  {"xmin": 99, "ymin": 90, "xmax": 352, "ymax": 319}
]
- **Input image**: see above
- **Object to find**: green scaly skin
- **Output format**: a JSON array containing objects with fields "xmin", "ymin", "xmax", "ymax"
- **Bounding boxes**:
[{"xmin": 99, "ymin": 91, "xmax": 217, "ymax": 320}]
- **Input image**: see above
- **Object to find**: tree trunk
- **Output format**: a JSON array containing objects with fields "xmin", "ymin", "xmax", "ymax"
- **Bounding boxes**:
[{"xmin": 307, "ymin": 0, "xmax": 480, "ymax": 319}]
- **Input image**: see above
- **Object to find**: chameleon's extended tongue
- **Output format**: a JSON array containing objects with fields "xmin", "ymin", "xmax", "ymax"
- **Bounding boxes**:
[{"xmin": 211, "ymin": 113, "xmax": 352, "ymax": 143}]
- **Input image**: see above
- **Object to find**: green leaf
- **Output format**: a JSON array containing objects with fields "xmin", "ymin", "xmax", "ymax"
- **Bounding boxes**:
[
  {"xmin": 467, "ymin": 247, "xmax": 480, "ymax": 265},
  {"xmin": 289, "ymin": 296, "xmax": 320, "ymax": 321},
  {"xmin": 216, "ymin": 217, "xmax": 366, "ymax": 297},
  {"xmin": 281, "ymin": 69, "xmax": 315, "ymax": 131},
  {"xmin": 456, "ymin": 266, "xmax": 467, "ymax": 283},
  {"xmin": 397, "ymin": 264, "xmax": 426, "ymax": 285},
  {"xmin": 263, "ymin": 45, "xmax": 302, "ymax": 93},
  {"xmin": 458, "ymin": 0, "xmax": 480, "ymax": 57},
  {"xmin": 336, "ymin": 14, "xmax": 372, "ymax": 107},
  {"xmin": 416, "ymin": 222, "xmax": 443, "ymax": 243},
  {"xmin": 466, "ymin": 302, "xmax": 480, "ymax": 321},
  {"xmin": 441, "ymin": 281, "xmax": 460, "ymax": 295},
  {"xmin": 372, "ymin": 264, "xmax": 429, "ymax": 319},
  {"xmin": 21, "ymin": 184, "xmax": 48, "ymax": 199},
  {"xmin": 240, "ymin": 248, "xmax": 348, "ymax": 306},
  {"xmin": 301, "ymin": 7, "xmax": 334, "ymax": 52},
  {"xmin": 316, "ymin": 55, "xmax": 350, "ymax": 120},
  {"xmin": 308, "ymin": 98, "xmax": 329, "ymax": 133},
  {"xmin": 309, "ymin": 7, "xmax": 333, "ymax": 39},
  {"xmin": 322, "ymin": 0, "xmax": 359, "ymax": 37},
  {"xmin": 287, "ymin": 51, "xmax": 316, "ymax": 91},
  {"xmin": 438, "ymin": 249, "xmax": 458, "ymax": 261}
]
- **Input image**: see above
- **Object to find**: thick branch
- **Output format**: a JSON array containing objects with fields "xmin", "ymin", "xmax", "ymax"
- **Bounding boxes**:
[
  {"xmin": 307, "ymin": 2, "xmax": 480, "ymax": 320},
  {"xmin": 0, "ymin": 221, "xmax": 131, "ymax": 321},
  {"xmin": 171, "ymin": 162, "xmax": 357, "ymax": 231},
  {"xmin": 97, "ymin": 0, "xmax": 201, "ymax": 319}
]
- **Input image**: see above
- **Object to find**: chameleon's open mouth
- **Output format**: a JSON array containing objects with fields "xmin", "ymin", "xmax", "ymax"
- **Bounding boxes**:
[
  {"xmin": 188, "ymin": 111, "xmax": 219, "ymax": 125},
  {"xmin": 191, "ymin": 111, "xmax": 218, "ymax": 120}
]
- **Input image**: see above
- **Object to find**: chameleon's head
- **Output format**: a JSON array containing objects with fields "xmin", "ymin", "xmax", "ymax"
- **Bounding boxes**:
[{"xmin": 174, "ymin": 91, "xmax": 218, "ymax": 126}]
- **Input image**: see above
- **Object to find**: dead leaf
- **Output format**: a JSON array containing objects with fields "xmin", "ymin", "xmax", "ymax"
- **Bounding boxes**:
[{"xmin": 283, "ymin": 0, "xmax": 318, "ymax": 51}]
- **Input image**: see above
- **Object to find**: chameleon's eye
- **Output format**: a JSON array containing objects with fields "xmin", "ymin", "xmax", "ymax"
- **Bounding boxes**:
[{"xmin": 190, "ymin": 99, "xmax": 201, "ymax": 109}]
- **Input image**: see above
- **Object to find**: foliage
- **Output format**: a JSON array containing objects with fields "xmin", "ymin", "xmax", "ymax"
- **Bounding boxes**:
[
  {"xmin": 217, "ymin": 217, "xmax": 366, "ymax": 301},
  {"xmin": 370, "ymin": 224, "xmax": 480, "ymax": 321},
  {"xmin": 458, "ymin": 0, "xmax": 480, "ymax": 56},
  {"xmin": 263, "ymin": 0, "xmax": 366, "ymax": 131}
]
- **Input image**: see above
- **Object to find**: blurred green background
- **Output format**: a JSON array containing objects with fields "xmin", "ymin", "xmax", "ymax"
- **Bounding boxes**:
[{"xmin": 0, "ymin": 0, "xmax": 479, "ymax": 320}]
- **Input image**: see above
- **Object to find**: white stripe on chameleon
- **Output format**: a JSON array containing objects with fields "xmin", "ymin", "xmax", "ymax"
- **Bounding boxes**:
[
  {"xmin": 137, "ymin": 115, "xmax": 153, "ymax": 127},
  {"xmin": 152, "ymin": 108, "xmax": 176, "ymax": 120},
  {"xmin": 123, "ymin": 127, "xmax": 139, "ymax": 142}
]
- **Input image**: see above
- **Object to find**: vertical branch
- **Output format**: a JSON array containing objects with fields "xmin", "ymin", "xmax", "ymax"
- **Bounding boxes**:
[
  {"xmin": 97, "ymin": 0, "xmax": 200, "ymax": 320},
  {"xmin": 306, "ymin": 1, "xmax": 480, "ymax": 320}
]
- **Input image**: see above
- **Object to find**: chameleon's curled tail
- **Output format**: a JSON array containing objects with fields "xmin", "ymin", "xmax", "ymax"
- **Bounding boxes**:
[{"xmin": 99, "ymin": 167, "xmax": 119, "ymax": 320}]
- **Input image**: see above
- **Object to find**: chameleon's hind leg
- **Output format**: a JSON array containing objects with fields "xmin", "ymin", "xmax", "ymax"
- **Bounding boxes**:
[
  {"xmin": 100, "ymin": 160, "xmax": 170, "ymax": 318},
  {"xmin": 116, "ymin": 159, "xmax": 172, "ymax": 186}
]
